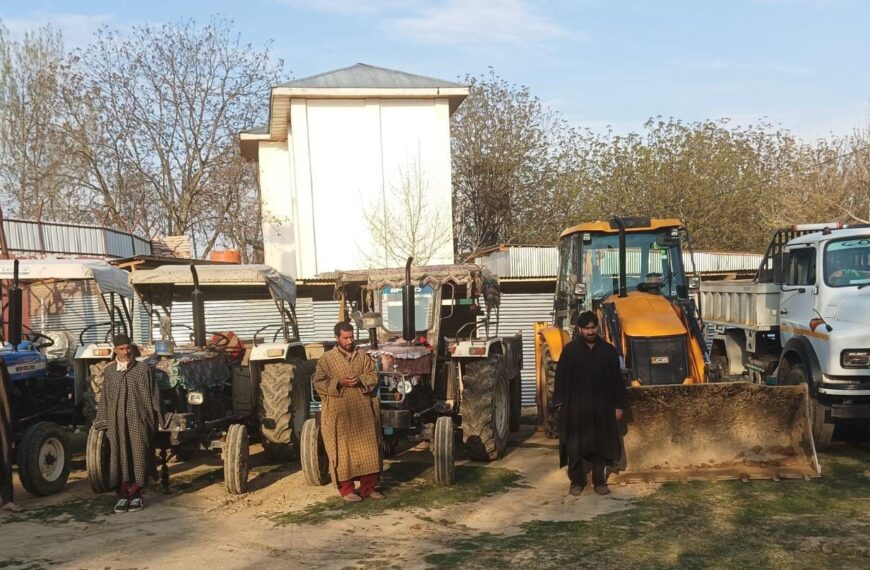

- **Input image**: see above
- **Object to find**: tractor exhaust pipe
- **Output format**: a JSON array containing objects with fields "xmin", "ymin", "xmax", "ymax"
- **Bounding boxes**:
[
  {"xmin": 8, "ymin": 260, "xmax": 22, "ymax": 350},
  {"xmin": 190, "ymin": 264, "xmax": 206, "ymax": 348},
  {"xmin": 612, "ymin": 217, "xmax": 628, "ymax": 298},
  {"xmin": 402, "ymin": 257, "xmax": 415, "ymax": 342}
]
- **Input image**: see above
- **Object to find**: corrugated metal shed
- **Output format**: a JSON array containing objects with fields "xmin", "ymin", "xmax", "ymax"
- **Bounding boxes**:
[
  {"xmin": 277, "ymin": 63, "xmax": 467, "ymax": 89},
  {"xmin": 475, "ymin": 245, "xmax": 762, "ymax": 278},
  {"xmin": 2, "ymin": 218, "xmax": 151, "ymax": 259},
  {"xmin": 486, "ymin": 292, "xmax": 554, "ymax": 407}
]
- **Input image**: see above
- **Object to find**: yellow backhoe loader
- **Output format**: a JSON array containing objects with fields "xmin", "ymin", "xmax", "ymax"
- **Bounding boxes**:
[{"xmin": 534, "ymin": 217, "xmax": 820, "ymax": 482}]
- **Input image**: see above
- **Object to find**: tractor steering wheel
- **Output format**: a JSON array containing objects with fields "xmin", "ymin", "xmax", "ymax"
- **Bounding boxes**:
[{"xmin": 28, "ymin": 331, "xmax": 55, "ymax": 349}]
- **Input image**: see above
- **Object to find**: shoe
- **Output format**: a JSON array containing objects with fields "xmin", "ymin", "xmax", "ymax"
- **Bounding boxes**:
[
  {"xmin": 569, "ymin": 484, "xmax": 584, "ymax": 497},
  {"xmin": 341, "ymin": 493, "xmax": 362, "ymax": 502},
  {"xmin": 128, "ymin": 497, "xmax": 144, "ymax": 511},
  {"xmin": 366, "ymin": 491, "xmax": 386, "ymax": 500},
  {"xmin": 594, "ymin": 485, "xmax": 611, "ymax": 496},
  {"xmin": 0, "ymin": 501, "xmax": 24, "ymax": 513},
  {"xmin": 113, "ymin": 499, "xmax": 129, "ymax": 513}
]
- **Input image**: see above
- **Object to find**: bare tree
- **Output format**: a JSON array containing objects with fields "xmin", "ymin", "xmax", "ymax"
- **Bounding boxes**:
[
  {"xmin": 0, "ymin": 23, "xmax": 86, "ymax": 221},
  {"xmin": 451, "ymin": 69, "xmax": 572, "ymax": 256},
  {"xmin": 59, "ymin": 17, "xmax": 284, "ymax": 255},
  {"xmin": 363, "ymin": 159, "xmax": 453, "ymax": 267}
]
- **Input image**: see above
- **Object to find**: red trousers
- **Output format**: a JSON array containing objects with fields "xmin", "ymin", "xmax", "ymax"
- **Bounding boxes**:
[
  {"xmin": 119, "ymin": 481, "xmax": 143, "ymax": 499},
  {"xmin": 338, "ymin": 472, "xmax": 379, "ymax": 498}
]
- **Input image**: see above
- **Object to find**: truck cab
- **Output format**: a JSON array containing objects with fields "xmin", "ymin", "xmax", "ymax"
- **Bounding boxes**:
[{"xmin": 778, "ymin": 227, "xmax": 870, "ymax": 416}]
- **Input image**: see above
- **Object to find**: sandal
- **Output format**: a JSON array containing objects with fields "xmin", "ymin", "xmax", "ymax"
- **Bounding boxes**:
[
  {"xmin": 341, "ymin": 493, "xmax": 362, "ymax": 502},
  {"xmin": 128, "ymin": 497, "xmax": 145, "ymax": 511},
  {"xmin": 0, "ymin": 501, "xmax": 24, "ymax": 513},
  {"xmin": 366, "ymin": 491, "xmax": 386, "ymax": 500},
  {"xmin": 113, "ymin": 498, "xmax": 130, "ymax": 513}
]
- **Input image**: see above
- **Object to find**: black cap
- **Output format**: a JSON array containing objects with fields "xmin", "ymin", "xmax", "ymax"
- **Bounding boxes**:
[{"xmin": 112, "ymin": 333, "xmax": 132, "ymax": 347}]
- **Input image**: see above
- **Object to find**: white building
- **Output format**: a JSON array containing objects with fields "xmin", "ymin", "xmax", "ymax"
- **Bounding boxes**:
[{"xmin": 240, "ymin": 63, "xmax": 469, "ymax": 278}]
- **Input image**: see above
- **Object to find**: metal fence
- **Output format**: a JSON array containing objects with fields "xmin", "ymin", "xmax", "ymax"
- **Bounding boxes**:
[{"xmin": 2, "ymin": 218, "xmax": 151, "ymax": 259}]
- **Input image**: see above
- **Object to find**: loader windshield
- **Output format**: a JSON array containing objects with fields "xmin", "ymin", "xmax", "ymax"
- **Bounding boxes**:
[{"xmin": 581, "ymin": 231, "xmax": 687, "ymax": 302}]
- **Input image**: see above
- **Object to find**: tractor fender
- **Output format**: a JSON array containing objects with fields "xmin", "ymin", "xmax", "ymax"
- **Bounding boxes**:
[
  {"xmin": 779, "ymin": 336, "xmax": 823, "ymax": 393},
  {"xmin": 536, "ymin": 325, "xmax": 570, "ymax": 362}
]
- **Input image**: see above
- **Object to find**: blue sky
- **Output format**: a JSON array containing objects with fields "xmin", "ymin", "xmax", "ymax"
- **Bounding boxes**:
[{"xmin": 2, "ymin": 0, "xmax": 868, "ymax": 140}]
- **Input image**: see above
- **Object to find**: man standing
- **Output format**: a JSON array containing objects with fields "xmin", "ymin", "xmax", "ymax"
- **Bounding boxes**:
[
  {"xmin": 313, "ymin": 322, "xmax": 383, "ymax": 502},
  {"xmin": 553, "ymin": 311, "xmax": 628, "ymax": 496},
  {"xmin": 94, "ymin": 334, "xmax": 162, "ymax": 513},
  {"xmin": 0, "ymin": 362, "xmax": 22, "ymax": 513}
]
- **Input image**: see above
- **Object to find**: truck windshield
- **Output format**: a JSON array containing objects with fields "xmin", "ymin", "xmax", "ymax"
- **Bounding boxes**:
[
  {"xmin": 379, "ymin": 285, "xmax": 435, "ymax": 333},
  {"xmin": 824, "ymin": 238, "xmax": 870, "ymax": 287},
  {"xmin": 582, "ymin": 231, "xmax": 687, "ymax": 302}
]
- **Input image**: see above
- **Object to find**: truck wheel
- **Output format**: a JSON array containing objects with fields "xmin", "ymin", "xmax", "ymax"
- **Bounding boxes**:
[
  {"xmin": 509, "ymin": 373, "xmax": 522, "ymax": 432},
  {"xmin": 259, "ymin": 359, "xmax": 312, "ymax": 462},
  {"xmin": 300, "ymin": 418, "xmax": 330, "ymax": 486},
  {"xmin": 223, "ymin": 423, "xmax": 249, "ymax": 494},
  {"xmin": 82, "ymin": 361, "xmax": 111, "ymax": 424},
  {"xmin": 17, "ymin": 422, "xmax": 71, "ymax": 496},
  {"xmin": 542, "ymin": 344, "xmax": 559, "ymax": 438},
  {"xmin": 433, "ymin": 416, "xmax": 455, "ymax": 486},
  {"xmin": 461, "ymin": 355, "xmax": 509, "ymax": 461},
  {"xmin": 86, "ymin": 425, "xmax": 111, "ymax": 493},
  {"xmin": 785, "ymin": 364, "xmax": 834, "ymax": 449}
]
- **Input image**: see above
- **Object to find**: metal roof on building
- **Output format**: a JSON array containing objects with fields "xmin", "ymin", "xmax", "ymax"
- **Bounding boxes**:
[
  {"xmin": 474, "ymin": 245, "xmax": 763, "ymax": 279},
  {"xmin": 277, "ymin": 63, "xmax": 467, "ymax": 90}
]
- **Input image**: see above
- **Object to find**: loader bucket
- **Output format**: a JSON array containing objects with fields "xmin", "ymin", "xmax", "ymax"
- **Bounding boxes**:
[{"xmin": 612, "ymin": 382, "xmax": 820, "ymax": 483}]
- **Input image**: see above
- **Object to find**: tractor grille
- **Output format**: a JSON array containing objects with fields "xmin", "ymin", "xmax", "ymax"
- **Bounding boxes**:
[{"xmin": 630, "ymin": 335, "xmax": 689, "ymax": 385}]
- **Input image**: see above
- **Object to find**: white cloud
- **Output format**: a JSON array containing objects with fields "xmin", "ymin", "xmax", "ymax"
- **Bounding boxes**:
[
  {"xmin": 274, "ymin": 0, "xmax": 416, "ymax": 16},
  {"xmin": 2, "ymin": 12, "xmax": 114, "ymax": 48},
  {"xmin": 392, "ymin": 0, "xmax": 566, "ymax": 45},
  {"xmin": 674, "ymin": 57, "xmax": 813, "ymax": 75}
]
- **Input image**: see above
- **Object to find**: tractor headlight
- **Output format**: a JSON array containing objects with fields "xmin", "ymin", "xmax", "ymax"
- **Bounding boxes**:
[
  {"xmin": 396, "ymin": 380, "xmax": 413, "ymax": 395},
  {"xmin": 187, "ymin": 391, "xmax": 205, "ymax": 405},
  {"xmin": 841, "ymin": 350, "xmax": 870, "ymax": 368}
]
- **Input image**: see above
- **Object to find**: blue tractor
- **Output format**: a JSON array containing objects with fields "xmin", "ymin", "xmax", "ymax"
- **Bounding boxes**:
[{"xmin": 1, "ymin": 260, "xmax": 75, "ymax": 496}]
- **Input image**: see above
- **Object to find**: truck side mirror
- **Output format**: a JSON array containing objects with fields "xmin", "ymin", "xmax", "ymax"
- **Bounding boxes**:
[
  {"xmin": 688, "ymin": 276, "xmax": 700, "ymax": 291},
  {"xmin": 573, "ymin": 283, "xmax": 587, "ymax": 299}
]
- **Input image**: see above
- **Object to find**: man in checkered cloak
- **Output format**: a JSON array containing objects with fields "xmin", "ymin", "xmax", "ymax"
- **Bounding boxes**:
[
  {"xmin": 94, "ymin": 334, "xmax": 162, "ymax": 513},
  {"xmin": 313, "ymin": 322, "xmax": 384, "ymax": 501}
]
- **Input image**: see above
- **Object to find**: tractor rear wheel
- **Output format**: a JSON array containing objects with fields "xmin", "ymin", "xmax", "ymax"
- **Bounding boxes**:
[
  {"xmin": 223, "ymin": 423, "xmax": 249, "ymax": 494},
  {"xmin": 85, "ymin": 425, "xmax": 111, "ymax": 493},
  {"xmin": 784, "ymin": 364, "xmax": 834, "ymax": 449},
  {"xmin": 18, "ymin": 422, "xmax": 71, "ymax": 496},
  {"xmin": 461, "ymin": 355, "xmax": 509, "ymax": 461},
  {"xmin": 432, "ymin": 416, "xmax": 455, "ymax": 486},
  {"xmin": 300, "ymin": 418, "xmax": 330, "ymax": 486},
  {"xmin": 259, "ymin": 359, "xmax": 312, "ymax": 462},
  {"xmin": 542, "ymin": 344, "xmax": 559, "ymax": 439}
]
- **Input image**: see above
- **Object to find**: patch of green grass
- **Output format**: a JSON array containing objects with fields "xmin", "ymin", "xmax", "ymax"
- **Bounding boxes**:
[
  {"xmin": 0, "ymin": 558, "xmax": 54, "ymax": 569},
  {"xmin": 0, "ymin": 497, "xmax": 115, "ymax": 526},
  {"xmin": 270, "ymin": 462, "xmax": 523, "ymax": 526},
  {"xmin": 426, "ymin": 444, "xmax": 870, "ymax": 569}
]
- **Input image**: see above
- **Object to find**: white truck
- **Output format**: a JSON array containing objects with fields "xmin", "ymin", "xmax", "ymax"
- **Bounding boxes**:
[{"xmin": 701, "ymin": 223, "xmax": 870, "ymax": 448}]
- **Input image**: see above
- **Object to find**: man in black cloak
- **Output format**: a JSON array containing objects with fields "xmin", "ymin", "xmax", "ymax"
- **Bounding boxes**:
[
  {"xmin": 553, "ymin": 311, "xmax": 628, "ymax": 496},
  {"xmin": 94, "ymin": 334, "xmax": 162, "ymax": 513}
]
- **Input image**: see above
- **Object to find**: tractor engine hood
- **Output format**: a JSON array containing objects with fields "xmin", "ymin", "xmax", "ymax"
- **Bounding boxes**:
[{"xmin": 606, "ymin": 292, "xmax": 687, "ymax": 337}]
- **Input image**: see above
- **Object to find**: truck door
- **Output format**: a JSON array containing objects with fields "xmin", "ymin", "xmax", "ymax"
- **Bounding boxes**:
[{"xmin": 780, "ymin": 246, "xmax": 819, "ymax": 346}]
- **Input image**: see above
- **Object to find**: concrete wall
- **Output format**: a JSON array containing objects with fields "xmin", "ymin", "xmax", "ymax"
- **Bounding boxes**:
[{"xmin": 258, "ymin": 98, "xmax": 454, "ymax": 278}]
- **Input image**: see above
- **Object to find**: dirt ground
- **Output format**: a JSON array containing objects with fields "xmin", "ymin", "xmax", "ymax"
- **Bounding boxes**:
[{"xmin": 0, "ymin": 422, "xmax": 657, "ymax": 569}]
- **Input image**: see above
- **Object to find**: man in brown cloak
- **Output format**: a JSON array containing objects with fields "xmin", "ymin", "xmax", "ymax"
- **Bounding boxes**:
[
  {"xmin": 553, "ymin": 311, "xmax": 628, "ymax": 496},
  {"xmin": 94, "ymin": 334, "xmax": 162, "ymax": 513},
  {"xmin": 313, "ymin": 322, "xmax": 383, "ymax": 502}
]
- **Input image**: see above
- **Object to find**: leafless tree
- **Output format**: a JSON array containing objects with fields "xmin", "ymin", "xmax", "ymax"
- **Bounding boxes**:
[
  {"xmin": 363, "ymin": 158, "xmax": 453, "ymax": 267},
  {"xmin": 59, "ymin": 17, "xmax": 285, "ymax": 256}
]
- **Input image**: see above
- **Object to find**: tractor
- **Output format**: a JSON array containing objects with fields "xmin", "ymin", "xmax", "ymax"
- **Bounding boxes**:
[
  {"xmin": 1, "ymin": 258, "xmax": 135, "ymax": 496},
  {"xmin": 300, "ymin": 259, "xmax": 523, "ymax": 487},
  {"xmin": 86, "ymin": 264, "xmax": 313, "ymax": 495}
]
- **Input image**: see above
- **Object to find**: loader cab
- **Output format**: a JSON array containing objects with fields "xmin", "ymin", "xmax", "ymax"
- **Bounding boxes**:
[{"xmin": 554, "ymin": 218, "xmax": 691, "ymax": 327}]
